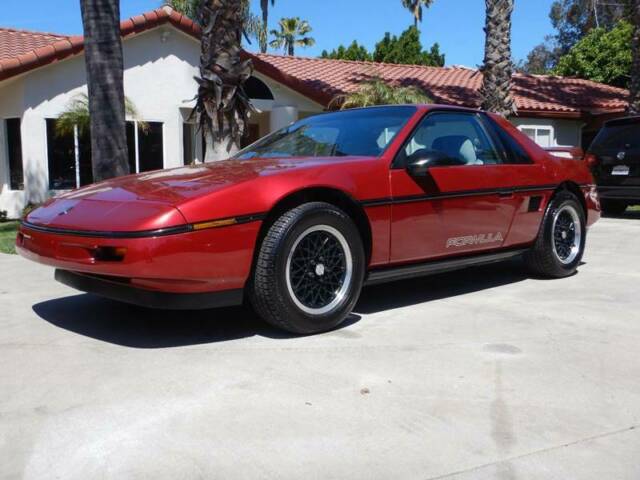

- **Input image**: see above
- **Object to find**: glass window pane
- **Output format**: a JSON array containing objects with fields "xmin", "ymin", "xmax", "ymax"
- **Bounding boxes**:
[
  {"xmin": 536, "ymin": 128, "xmax": 552, "ymax": 147},
  {"xmin": 236, "ymin": 106, "xmax": 416, "ymax": 159},
  {"xmin": 78, "ymin": 129, "xmax": 93, "ymax": 187},
  {"xmin": 521, "ymin": 128, "xmax": 536, "ymax": 141},
  {"xmin": 138, "ymin": 122, "xmax": 163, "ymax": 172},
  {"xmin": 403, "ymin": 112, "xmax": 502, "ymax": 166},
  {"xmin": 126, "ymin": 121, "xmax": 137, "ymax": 173},
  {"xmin": 46, "ymin": 119, "xmax": 76, "ymax": 190},
  {"xmin": 6, "ymin": 119, "xmax": 24, "ymax": 190}
]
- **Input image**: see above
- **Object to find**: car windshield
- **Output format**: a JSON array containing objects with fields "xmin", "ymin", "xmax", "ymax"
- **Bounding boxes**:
[
  {"xmin": 235, "ymin": 106, "xmax": 416, "ymax": 159},
  {"xmin": 591, "ymin": 122, "xmax": 639, "ymax": 151}
]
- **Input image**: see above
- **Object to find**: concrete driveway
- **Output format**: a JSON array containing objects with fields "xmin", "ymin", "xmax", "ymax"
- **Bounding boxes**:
[{"xmin": 1, "ymin": 214, "xmax": 640, "ymax": 480}]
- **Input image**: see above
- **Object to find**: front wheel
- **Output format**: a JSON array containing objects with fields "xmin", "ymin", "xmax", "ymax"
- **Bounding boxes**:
[
  {"xmin": 250, "ymin": 202, "xmax": 365, "ymax": 334},
  {"xmin": 524, "ymin": 190, "xmax": 586, "ymax": 278}
]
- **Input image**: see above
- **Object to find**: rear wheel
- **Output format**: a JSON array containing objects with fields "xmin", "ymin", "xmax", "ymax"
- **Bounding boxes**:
[
  {"xmin": 600, "ymin": 199, "xmax": 627, "ymax": 216},
  {"xmin": 250, "ymin": 202, "xmax": 365, "ymax": 334},
  {"xmin": 524, "ymin": 190, "xmax": 586, "ymax": 278}
]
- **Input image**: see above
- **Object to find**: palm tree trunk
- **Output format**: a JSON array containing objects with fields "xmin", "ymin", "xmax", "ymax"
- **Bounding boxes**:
[
  {"xmin": 288, "ymin": 41, "xmax": 294, "ymax": 56},
  {"xmin": 79, "ymin": 0, "xmax": 129, "ymax": 181},
  {"xmin": 260, "ymin": 0, "xmax": 269, "ymax": 53},
  {"xmin": 196, "ymin": 0, "xmax": 255, "ymax": 162},
  {"xmin": 479, "ymin": 0, "xmax": 517, "ymax": 117},
  {"xmin": 629, "ymin": 0, "xmax": 640, "ymax": 115}
]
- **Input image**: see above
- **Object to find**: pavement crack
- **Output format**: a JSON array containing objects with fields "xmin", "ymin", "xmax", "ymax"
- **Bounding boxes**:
[{"xmin": 425, "ymin": 425, "xmax": 639, "ymax": 480}]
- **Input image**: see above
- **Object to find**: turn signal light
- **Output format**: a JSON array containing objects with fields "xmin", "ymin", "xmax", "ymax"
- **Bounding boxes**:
[
  {"xmin": 94, "ymin": 246, "xmax": 127, "ymax": 262},
  {"xmin": 192, "ymin": 218, "xmax": 238, "ymax": 231}
]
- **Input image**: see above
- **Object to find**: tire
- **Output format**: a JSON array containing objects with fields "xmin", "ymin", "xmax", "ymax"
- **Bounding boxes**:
[
  {"xmin": 250, "ymin": 202, "xmax": 366, "ymax": 334},
  {"xmin": 524, "ymin": 190, "xmax": 586, "ymax": 278},
  {"xmin": 600, "ymin": 199, "xmax": 627, "ymax": 216}
]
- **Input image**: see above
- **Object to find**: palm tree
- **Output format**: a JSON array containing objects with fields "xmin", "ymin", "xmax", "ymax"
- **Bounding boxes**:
[
  {"xmin": 194, "ymin": 0, "xmax": 257, "ymax": 161},
  {"xmin": 629, "ymin": 0, "xmax": 640, "ymax": 114},
  {"xmin": 479, "ymin": 0, "xmax": 517, "ymax": 117},
  {"xmin": 330, "ymin": 77, "xmax": 431, "ymax": 109},
  {"xmin": 164, "ymin": 0, "xmax": 200, "ymax": 20},
  {"xmin": 269, "ymin": 17, "xmax": 315, "ymax": 56},
  {"xmin": 401, "ymin": 0, "xmax": 434, "ymax": 27},
  {"xmin": 259, "ymin": 0, "xmax": 276, "ymax": 53},
  {"xmin": 79, "ymin": 0, "xmax": 129, "ymax": 181},
  {"xmin": 55, "ymin": 94, "xmax": 147, "ymax": 137}
]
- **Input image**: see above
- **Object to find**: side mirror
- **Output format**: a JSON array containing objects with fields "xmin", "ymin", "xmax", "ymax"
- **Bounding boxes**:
[{"xmin": 406, "ymin": 150, "xmax": 451, "ymax": 177}]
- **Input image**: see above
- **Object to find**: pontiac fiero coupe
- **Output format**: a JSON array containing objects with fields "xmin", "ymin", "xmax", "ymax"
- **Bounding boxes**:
[{"xmin": 17, "ymin": 105, "xmax": 599, "ymax": 334}]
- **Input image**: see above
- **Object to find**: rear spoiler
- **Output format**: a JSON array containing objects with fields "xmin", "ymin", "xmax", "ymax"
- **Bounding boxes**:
[{"xmin": 544, "ymin": 147, "xmax": 584, "ymax": 161}]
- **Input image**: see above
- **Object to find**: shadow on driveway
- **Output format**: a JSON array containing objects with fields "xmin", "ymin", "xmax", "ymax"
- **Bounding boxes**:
[{"xmin": 33, "ymin": 259, "xmax": 530, "ymax": 348}]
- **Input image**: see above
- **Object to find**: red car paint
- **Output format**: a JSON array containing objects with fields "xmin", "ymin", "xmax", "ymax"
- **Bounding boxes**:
[{"xmin": 17, "ymin": 105, "xmax": 599, "ymax": 300}]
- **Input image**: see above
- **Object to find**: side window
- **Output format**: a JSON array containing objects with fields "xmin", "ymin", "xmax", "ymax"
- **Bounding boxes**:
[{"xmin": 398, "ymin": 112, "xmax": 503, "ymax": 167}]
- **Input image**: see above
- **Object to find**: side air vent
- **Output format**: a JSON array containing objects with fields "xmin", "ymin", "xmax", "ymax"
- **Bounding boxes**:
[{"xmin": 528, "ymin": 196, "xmax": 543, "ymax": 212}]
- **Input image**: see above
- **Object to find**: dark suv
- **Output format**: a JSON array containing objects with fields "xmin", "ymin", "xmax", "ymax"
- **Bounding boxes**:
[{"xmin": 586, "ymin": 116, "xmax": 640, "ymax": 215}]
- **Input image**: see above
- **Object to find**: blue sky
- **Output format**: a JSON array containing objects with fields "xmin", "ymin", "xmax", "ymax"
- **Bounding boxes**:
[{"xmin": 2, "ymin": 0, "xmax": 556, "ymax": 67}]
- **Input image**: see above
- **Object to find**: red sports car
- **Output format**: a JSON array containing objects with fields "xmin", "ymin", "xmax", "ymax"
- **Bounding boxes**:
[{"xmin": 17, "ymin": 105, "xmax": 599, "ymax": 334}]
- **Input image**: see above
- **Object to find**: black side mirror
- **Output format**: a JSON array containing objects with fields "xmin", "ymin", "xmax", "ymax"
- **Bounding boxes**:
[{"xmin": 406, "ymin": 150, "xmax": 452, "ymax": 177}]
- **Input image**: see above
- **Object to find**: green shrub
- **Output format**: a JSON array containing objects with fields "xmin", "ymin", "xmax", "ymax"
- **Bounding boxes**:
[{"xmin": 21, "ymin": 203, "xmax": 41, "ymax": 219}]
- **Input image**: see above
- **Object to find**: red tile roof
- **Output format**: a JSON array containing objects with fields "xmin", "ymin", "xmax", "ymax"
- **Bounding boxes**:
[
  {"xmin": 247, "ymin": 53, "xmax": 630, "ymax": 118},
  {"xmin": 0, "ymin": 27, "xmax": 70, "ymax": 61},
  {"xmin": 0, "ymin": 7, "xmax": 200, "ymax": 82},
  {"xmin": 0, "ymin": 7, "xmax": 629, "ymax": 119}
]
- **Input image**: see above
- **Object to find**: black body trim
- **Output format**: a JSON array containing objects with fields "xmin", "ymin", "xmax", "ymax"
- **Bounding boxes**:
[
  {"xmin": 360, "ymin": 184, "xmax": 558, "ymax": 208},
  {"xmin": 365, "ymin": 248, "xmax": 528, "ymax": 286},
  {"xmin": 55, "ymin": 269, "xmax": 244, "ymax": 310},
  {"xmin": 21, "ymin": 213, "xmax": 266, "ymax": 239}
]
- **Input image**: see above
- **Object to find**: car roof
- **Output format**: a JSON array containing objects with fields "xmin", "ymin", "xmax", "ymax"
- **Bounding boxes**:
[{"xmin": 604, "ymin": 116, "xmax": 640, "ymax": 127}]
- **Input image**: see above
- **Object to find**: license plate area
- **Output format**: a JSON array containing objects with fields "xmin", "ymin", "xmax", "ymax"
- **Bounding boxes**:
[{"xmin": 612, "ymin": 165, "xmax": 630, "ymax": 176}]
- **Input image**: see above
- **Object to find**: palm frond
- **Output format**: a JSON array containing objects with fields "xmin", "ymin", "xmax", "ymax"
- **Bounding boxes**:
[
  {"xmin": 56, "ymin": 93, "xmax": 148, "ymax": 137},
  {"xmin": 330, "ymin": 77, "xmax": 432, "ymax": 110}
]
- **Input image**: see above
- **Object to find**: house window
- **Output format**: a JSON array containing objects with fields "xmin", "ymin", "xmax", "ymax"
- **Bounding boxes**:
[
  {"xmin": 126, "ymin": 121, "xmax": 164, "ymax": 173},
  {"xmin": 46, "ymin": 119, "xmax": 93, "ymax": 190},
  {"xmin": 5, "ymin": 119, "xmax": 24, "ymax": 190},
  {"xmin": 519, "ymin": 125, "xmax": 554, "ymax": 147}
]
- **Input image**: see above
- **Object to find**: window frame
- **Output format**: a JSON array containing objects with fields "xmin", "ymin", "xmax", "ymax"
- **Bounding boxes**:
[
  {"xmin": 517, "ymin": 124, "xmax": 555, "ymax": 148},
  {"xmin": 131, "ymin": 120, "xmax": 165, "ymax": 173},
  {"xmin": 391, "ymin": 110, "xmax": 509, "ymax": 169}
]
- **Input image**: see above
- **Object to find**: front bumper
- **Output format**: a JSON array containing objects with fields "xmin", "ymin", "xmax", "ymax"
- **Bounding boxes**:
[
  {"xmin": 55, "ymin": 270, "xmax": 243, "ymax": 310},
  {"xmin": 16, "ymin": 220, "xmax": 262, "ymax": 294}
]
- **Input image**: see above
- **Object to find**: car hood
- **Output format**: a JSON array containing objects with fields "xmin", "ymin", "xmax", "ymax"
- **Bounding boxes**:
[{"xmin": 25, "ymin": 156, "xmax": 370, "ymax": 232}]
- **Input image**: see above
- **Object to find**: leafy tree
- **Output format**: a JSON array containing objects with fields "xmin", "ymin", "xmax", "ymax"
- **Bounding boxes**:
[
  {"xmin": 193, "ymin": 0, "xmax": 257, "ymax": 161},
  {"xmin": 330, "ymin": 77, "xmax": 431, "ymax": 109},
  {"xmin": 555, "ymin": 21, "xmax": 633, "ymax": 87},
  {"xmin": 373, "ymin": 26, "xmax": 445, "ymax": 66},
  {"xmin": 550, "ymin": 0, "xmax": 631, "ymax": 54},
  {"xmin": 629, "ymin": 0, "xmax": 640, "ymax": 113},
  {"xmin": 80, "ymin": 0, "xmax": 129, "ymax": 181},
  {"xmin": 522, "ymin": 0, "xmax": 632, "ymax": 73},
  {"xmin": 401, "ymin": 0, "xmax": 434, "ymax": 27},
  {"xmin": 520, "ymin": 38, "xmax": 561, "ymax": 74},
  {"xmin": 321, "ymin": 41, "xmax": 372, "ymax": 61},
  {"xmin": 480, "ymin": 0, "xmax": 516, "ymax": 116},
  {"xmin": 269, "ymin": 17, "xmax": 315, "ymax": 56}
]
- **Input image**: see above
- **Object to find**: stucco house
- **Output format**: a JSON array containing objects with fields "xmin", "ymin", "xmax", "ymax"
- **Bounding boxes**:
[{"xmin": 0, "ymin": 6, "xmax": 629, "ymax": 218}]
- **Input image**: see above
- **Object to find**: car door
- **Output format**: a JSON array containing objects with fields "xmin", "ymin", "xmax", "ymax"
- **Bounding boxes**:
[{"xmin": 389, "ymin": 111, "xmax": 524, "ymax": 264}]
